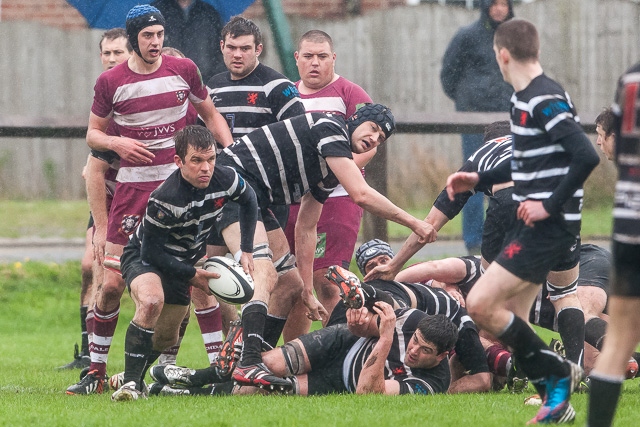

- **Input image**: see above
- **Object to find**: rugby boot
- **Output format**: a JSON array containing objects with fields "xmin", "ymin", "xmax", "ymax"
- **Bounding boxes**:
[
  {"xmin": 149, "ymin": 365, "xmax": 195, "ymax": 387},
  {"xmin": 216, "ymin": 320, "xmax": 243, "ymax": 380},
  {"xmin": 527, "ymin": 361, "xmax": 583, "ymax": 424},
  {"xmin": 232, "ymin": 363, "xmax": 292, "ymax": 391},
  {"xmin": 326, "ymin": 265, "xmax": 366, "ymax": 309},
  {"xmin": 66, "ymin": 369, "xmax": 106, "ymax": 395}
]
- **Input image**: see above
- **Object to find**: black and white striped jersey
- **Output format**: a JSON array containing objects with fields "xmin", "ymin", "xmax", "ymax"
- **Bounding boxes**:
[
  {"xmin": 207, "ymin": 63, "xmax": 306, "ymax": 139},
  {"xmin": 509, "ymin": 74, "xmax": 586, "ymax": 235},
  {"xmin": 612, "ymin": 62, "xmax": 640, "ymax": 244},
  {"xmin": 218, "ymin": 112, "xmax": 353, "ymax": 206},
  {"xmin": 433, "ymin": 135, "xmax": 512, "ymax": 218},
  {"xmin": 128, "ymin": 165, "xmax": 254, "ymax": 280},
  {"xmin": 344, "ymin": 308, "xmax": 451, "ymax": 395}
]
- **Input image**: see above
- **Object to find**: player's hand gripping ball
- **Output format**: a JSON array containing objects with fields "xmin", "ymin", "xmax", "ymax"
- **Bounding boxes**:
[{"xmin": 203, "ymin": 256, "xmax": 254, "ymax": 304}]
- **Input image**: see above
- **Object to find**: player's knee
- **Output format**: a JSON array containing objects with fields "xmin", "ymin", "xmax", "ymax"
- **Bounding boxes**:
[
  {"xmin": 273, "ymin": 252, "xmax": 296, "ymax": 277},
  {"xmin": 281, "ymin": 341, "xmax": 308, "ymax": 376},
  {"xmin": 546, "ymin": 279, "xmax": 578, "ymax": 302}
]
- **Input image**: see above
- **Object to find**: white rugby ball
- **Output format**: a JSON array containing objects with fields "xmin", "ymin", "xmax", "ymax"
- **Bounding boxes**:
[{"xmin": 203, "ymin": 256, "xmax": 254, "ymax": 304}]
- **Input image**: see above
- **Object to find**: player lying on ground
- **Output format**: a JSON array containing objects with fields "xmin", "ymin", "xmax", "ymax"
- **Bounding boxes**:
[{"xmin": 148, "ymin": 305, "xmax": 457, "ymax": 397}]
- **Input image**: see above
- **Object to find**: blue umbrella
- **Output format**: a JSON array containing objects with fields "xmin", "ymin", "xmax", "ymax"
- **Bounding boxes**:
[{"xmin": 67, "ymin": 0, "xmax": 256, "ymax": 29}]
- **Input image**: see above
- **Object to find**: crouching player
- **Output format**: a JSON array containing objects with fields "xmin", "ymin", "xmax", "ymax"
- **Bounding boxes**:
[{"xmin": 110, "ymin": 126, "xmax": 259, "ymax": 401}]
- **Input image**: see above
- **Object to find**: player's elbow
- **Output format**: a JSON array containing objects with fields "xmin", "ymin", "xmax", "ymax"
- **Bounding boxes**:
[{"xmin": 348, "ymin": 188, "xmax": 370, "ymax": 207}]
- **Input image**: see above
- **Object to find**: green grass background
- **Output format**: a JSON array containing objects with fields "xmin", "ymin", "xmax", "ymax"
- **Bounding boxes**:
[{"xmin": 1, "ymin": 260, "xmax": 639, "ymax": 426}]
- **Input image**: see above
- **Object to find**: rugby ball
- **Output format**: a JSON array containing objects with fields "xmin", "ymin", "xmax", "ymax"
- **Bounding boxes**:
[{"xmin": 203, "ymin": 256, "xmax": 254, "ymax": 304}]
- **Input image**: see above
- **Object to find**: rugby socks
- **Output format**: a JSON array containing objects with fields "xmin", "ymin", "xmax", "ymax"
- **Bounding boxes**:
[
  {"xmin": 586, "ymin": 372, "xmax": 624, "ymax": 427},
  {"xmin": 263, "ymin": 314, "xmax": 287, "ymax": 348},
  {"xmin": 80, "ymin": 305, "xmax": 89, "ymax": 356},
  {"xmin": 90, "ymin": 304, "xmax": 119, "ymax": 377},
  {"xmin": 485, "ymin": 343, "xmax": 512, "ymax": 377},
  {"xmin": 557, "ymin": 307, "xmax": 585, "ymax": 366},
  {"xmin": 123, "ymin": 321, "xmax": 153, "ymax": 388},
  {"xmin": 85, "ymin": 307, "xmax": 95, "ymax": 355},
  {"xmin": 360, "ymin": 282, "xmax": 395, "ymax": 307},
  {"xmin": 497, "ymin": 313, "xmax": 570, "ymax": 382},
  {"xmin": 585, "ymin": 317, "xmax": 608, "ymax": 351},
  {"xmin": 158, "ymin": 314, "xmax": 189, "ymax": 366},
  {"xmin": 239, "ymin": 301, "xmax": 268, "ymax": 366},
  {"xmin": 195, "ymin": 305, "xmax": 222, "ymax": 366}
]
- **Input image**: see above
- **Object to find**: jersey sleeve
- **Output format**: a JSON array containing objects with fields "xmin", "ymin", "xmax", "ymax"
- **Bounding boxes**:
[
  {"xmin": 531, "ymin": 95, "xmax": 584, "ymax": 143},
  {"xmin": 267, "ymin": 79, "xmax": 306, "ymax": 120},
  {"xmin": 312, "ymin": 117, "xmax": 353, "ymax": 159},
  {"xmin": 91, "ymin": 74, "xmax": 114, "ymax": 118},
  {"xmin": 343, "ymin": 83, "xmax": 373, "ymax": 117},
  {"xmin": 90, "ymin": 149, "xmax": 120, "ymax": 164},
  {"xmin": 182, "ymin": 58, "xmax": 209, "ymax": 103}
]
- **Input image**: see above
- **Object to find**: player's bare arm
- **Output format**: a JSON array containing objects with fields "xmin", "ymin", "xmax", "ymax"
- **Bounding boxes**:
[
  {"xmin": 365, "ymin": 206, "xmax": 450, "ymax": 281},
  {"xmin": 446, "ymin": 171, "xmax": 480, "ymax": 201},
  {"xmin": 86, "ymin": 112, "xmax": 154, "ymax": 164},
  {"xmin": 193, "ymin": 96, "xmax": 234, "ymax": 148},
  {"xmin": 355, "ymin": 302, "xmax": 398, "ymax": 395},
  {"xmin": 327, "ymin": 156, "xmax": 436, "ymax": 244},
  {"xmin": 85, "ymin": 156, "xmax": 110, "ymax": 264},
  {"xmin": 188, "ymin": 268, "xmax": 219, "ymax": 295},
  {"xmin": 295, "ymin": 193, "xmax": 328, "ymax": 322}
]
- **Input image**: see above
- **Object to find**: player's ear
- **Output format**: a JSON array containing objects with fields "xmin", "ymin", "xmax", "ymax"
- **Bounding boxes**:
[
  {"xmin": 255, "ymin": 43, "xmax": 263, "ymax": 57},
  {"xmin": 174, "ymin": 154, "xmax": 183, "ymax": 168}
]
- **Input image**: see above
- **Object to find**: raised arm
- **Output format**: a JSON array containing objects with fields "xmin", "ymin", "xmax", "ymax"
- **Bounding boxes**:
[{"xmin": 326, "ymin": 156, "xmax": 437, "ymax": 244}]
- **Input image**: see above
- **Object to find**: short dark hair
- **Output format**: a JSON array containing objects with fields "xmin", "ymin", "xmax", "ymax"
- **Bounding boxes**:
[
  {"xmin": 595, "ymin": 108, "xmax": 616, "ymax": 136},
  {"xmin": 416, "ymin": 314, "xmax": 458, "ymax": 355},
  {"xmin": 297, "ymin": 30, "xmax": 333, "ymax": 51},
  {"xmin": 174, "ymin": 125, "xmax": 216, "ymax": 161},
  {"xmin": 494, "ymin": 18, "xmax": 539, "ymax": 62},
  {"xmin": 99, "ymin": 28, "xmax": 132, "ymax": 53},
  {"xmin": 483, "ymin": 120, "xmax": 511, "ymax": 142},
  {"xmin": 221, "ymin": 16, "xmax": 262, "ymax": 46}
]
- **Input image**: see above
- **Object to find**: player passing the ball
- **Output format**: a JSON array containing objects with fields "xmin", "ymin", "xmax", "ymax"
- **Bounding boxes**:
[{"xmin": 110, "ymin": 125, "xmax": 259, "ymax": 401}]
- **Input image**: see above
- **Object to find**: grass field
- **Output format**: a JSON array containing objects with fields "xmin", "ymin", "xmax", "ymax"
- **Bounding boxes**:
[{"xmin": 2, "ymin": 261, "xmax": 640, "ymax": 426}]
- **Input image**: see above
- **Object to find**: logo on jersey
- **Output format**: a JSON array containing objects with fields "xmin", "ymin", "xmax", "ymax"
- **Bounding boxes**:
[
  {"xmin": 213, "ymin": 198, "xmax": 226, "ymax": 210},
  {"xmin": 519, "ymin": 111, "xmax": 528, "ymax": 126},
  {"xmin": 541, "ymin": 100, "xmax": 571, "ymax": 118},
  {"xmin": 282, "ymin": 85, "xmax": 299, "ymax": 99},
  {"xmin": 175, "ymin": 90, "xmax": 187, "ymax": 104},
  {"xmin": 392, "ymin": 366, "xmax": 406, "ymax": 376},
  {"xmin": 502, "ymin": 241, "xmax": 523, "ymax": 259},
  {"xmin": 247, "ymin": 92, "xmax": 258, "ymax": 105},
  {"xmin": 315, "ymin": 233, "xmax": 326, "ymax": 258},
  {"xmin": 120, "ymin": 214, "xmax": 141, "ymax": 236}
]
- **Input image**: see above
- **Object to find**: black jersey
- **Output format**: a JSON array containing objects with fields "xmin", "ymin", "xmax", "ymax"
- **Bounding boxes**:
[
  {"xmin": 510, "ymin": 74, "xmax": 587, "ymax": 235},
  {"xmin": 207, "ymin": 63, "xmax": 306, "ymax": 139},
  {"xmin": 345, "ymin": 308, "xmax": 451, "ymax": 395},
  {"xmin": 434, "ymin": 136, "xmax": 512, "ymax": 219},
  {"xmin": 612, "ymin": 62, "xmax": 640, "ymax": 244},
  {"xmin": 128, "ymin": 165, "xmax": 256, "ymax": 280},
  {"xmin": 218, "ymin": 112, "xmax": 353, "ymax": 206}
]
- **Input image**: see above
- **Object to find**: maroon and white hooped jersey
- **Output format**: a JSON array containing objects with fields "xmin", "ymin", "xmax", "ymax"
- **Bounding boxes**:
[{"xmin": 91, "ymin": 54, "xmax": 209, "ymax": 189}]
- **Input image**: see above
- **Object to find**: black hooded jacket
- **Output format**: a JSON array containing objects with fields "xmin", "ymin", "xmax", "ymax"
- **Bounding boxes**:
[{"xmin": 440, "ymin": 0, "xmax": 514, "ymax": 112}]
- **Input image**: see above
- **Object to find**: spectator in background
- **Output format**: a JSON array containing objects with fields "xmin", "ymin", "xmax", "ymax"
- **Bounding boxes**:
[
  {"xmin": 440, "ymin": 0, "xmax": 514, "ymax": 254},
  {"xmin": 152, "ymin": 0, "xmax": 225, "ymax": 82}
]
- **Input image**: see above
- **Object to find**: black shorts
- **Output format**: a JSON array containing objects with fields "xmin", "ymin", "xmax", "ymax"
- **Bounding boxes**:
[
  {"xmin": 120, "ymin": 244, "xmax": 191, "ymax": 306},
  {"xmin": 481, "ymin": 187, "xmax": 517, "ymax": 263},
  {"xmin": 529, "ymin": 243, "xmax": 611, "ymax": 329},
  {"xmin": 495, "ymin": 217, "xmax": 579, "ymax": 284},
  {"xmin": 298, "ymin": 324, "xmax": 360, "ymax": 395},
  {"xmin": 206, "ymin": 202, "xmax": 279, "ymax": 246},
  {"xmin": 610, "ymin": 241, "xmax": 640, "ymax": 297}
]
